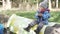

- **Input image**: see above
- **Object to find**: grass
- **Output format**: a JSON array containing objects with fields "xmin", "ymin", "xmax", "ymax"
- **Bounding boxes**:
[
  {"xmin": 1, "ymin": 10, "xmax": 60, "ymax": 23},
  {"xmin": 49, "ymin": 11, "xmax": 60, "ymax": 23}
]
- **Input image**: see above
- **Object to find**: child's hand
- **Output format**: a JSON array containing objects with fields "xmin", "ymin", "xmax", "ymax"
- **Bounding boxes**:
[{"xmin": 38, "ymin": 13, "xmax": 42, "ymax": 17}]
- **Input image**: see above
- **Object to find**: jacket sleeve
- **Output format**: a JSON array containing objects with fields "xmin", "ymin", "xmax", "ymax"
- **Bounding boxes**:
[
  {"xmin": 35, "ymin": 11, "xmax": 39, "ymax": 19},
  {"xmin": 42, "ymin": 11, "xmax": 50, "ymax": 19}
]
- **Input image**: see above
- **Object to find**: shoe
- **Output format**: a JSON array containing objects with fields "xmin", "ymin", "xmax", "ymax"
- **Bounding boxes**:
[
  {"xmin": 34, "ymin": 30, "xmax": 39, "ymax": 34},
  {"xmin": 24, "ymin": 28, "xmax": 30, "ymax": 32}
]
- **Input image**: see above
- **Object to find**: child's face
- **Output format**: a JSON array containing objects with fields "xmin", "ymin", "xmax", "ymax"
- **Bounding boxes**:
[{"xmin": 39, "ymin": 6, "xmax": 45, "ymax": 10}]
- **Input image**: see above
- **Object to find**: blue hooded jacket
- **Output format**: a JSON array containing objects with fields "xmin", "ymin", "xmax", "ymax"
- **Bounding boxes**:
[
  {"xmin": 35, "ymin": 10, "xmax": 50, "ymax": 25},
  {"xmin": 0, "ymin": 23, "xmax": 4, "ymax": 34}
]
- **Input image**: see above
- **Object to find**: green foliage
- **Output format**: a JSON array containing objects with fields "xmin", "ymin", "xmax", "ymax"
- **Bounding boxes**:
[
  {"xmin": 49, "ymin": 12, "xmax": 60, "ymax": 23},
  {"xmin": 16, "ymin": 11, "xmax": 35, "ymax": 19}
]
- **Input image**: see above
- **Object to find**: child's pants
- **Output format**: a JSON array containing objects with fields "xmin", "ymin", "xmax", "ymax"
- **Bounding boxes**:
[
  {"xmin": 25, "ymin": 17, "xmax": 46, "ymax": 34},
  {"xmin": 29, "ymin": 20, "xmax": 44, "ymax": 27},
  {"xmin": 29, "ymin": 20, "xmax": 44, "ymax": 33}
]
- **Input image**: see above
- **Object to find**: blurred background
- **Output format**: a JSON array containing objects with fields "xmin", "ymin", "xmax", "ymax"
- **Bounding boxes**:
[
  {"xmin": 0, "ymin": 0, "xmax": 60, "ymax": 23},
  {"xmin": 0, "ymin": 0, "xmax": 60, "ymax": 10}
]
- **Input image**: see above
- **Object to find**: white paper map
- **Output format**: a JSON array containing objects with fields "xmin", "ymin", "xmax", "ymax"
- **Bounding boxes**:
[{"xmin": 7, "ymin": 14, "xmax": 36, "ymax": 34}]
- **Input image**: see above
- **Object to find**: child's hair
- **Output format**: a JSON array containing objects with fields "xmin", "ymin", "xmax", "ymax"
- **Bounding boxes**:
[{"xmin": 0, "ymin": 14, "xmax": 9, "ymax": 23}]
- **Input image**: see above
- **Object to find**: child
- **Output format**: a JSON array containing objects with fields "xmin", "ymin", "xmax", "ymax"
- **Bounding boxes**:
[
  {"xmin": 24, "ymin": 0, "xmax": 50, "ymax": 34},
  {"xmin": 0, "ymin": 14, "xmax": 9, "ymax": 34}
]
